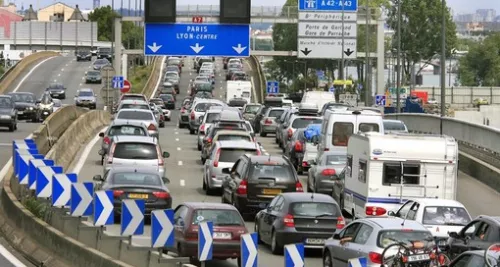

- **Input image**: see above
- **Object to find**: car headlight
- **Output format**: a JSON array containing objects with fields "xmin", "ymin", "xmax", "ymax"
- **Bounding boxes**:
[{"xmin": 28, "ymin": 107, "xmax": 33, "ymax": 110}]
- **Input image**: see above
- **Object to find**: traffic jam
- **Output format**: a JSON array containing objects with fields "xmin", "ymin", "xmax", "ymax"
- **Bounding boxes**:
[{"xmin": 92, "ymin": 56, "xmax": 499, "ymax": 267}]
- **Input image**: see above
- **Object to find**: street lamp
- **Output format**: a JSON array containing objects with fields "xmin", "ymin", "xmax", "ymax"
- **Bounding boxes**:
[
  {"xmin": 295, "ymin": 60, "xmax": 307, "ymax": 92},
  {"xmin": 440, "ymin": 0, "xmax": 446, "ymax": 134},
  {"xmin": 396, "ymin": 0, "xmax": 402, "ymax": 113}
]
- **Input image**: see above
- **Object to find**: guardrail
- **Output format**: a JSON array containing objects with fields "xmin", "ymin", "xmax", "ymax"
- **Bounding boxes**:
[
  {"xmin": 0, "ymin": 62, "xmax": 18, "ymax": 83},
  {"xmin": 248, "ymin": 55, "xmax": 265, "ymax": 103},
  {"xmin": 141, "ymin": 56, "xmax": 162, "ymax": 98}
]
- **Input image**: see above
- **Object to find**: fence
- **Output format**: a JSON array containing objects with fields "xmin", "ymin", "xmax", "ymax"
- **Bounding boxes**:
[{"xmin": 415, "ymin": 86, "xmax": 500, "ymax": 106}]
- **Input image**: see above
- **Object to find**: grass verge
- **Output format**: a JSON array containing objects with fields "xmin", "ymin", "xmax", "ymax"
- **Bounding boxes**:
[{"xmin": 129, "ymin": 64, "xmax": 153, "ymax": 93}]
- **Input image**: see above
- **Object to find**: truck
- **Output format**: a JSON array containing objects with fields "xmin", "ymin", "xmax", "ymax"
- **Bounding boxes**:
[
  {"xmin": 342, "ymin": 132, "xmax": 458, "ymax": 219},
  {"xmin": 226, "ymin": 81, "xmax": 252, "ymax": 104}
]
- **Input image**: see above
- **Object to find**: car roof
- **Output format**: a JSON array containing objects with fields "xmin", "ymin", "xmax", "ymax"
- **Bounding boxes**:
[
  {"xmin": 117, "ymin": 108, "xmax": 152, "ymax": 113},
  {"xmin": 112, "ymin": 136, "xmax": 158, "ymax": 144},
  {"xmin": 109, "ymin": 120, "xmax": 148, "ymax": 127},
  {"xmin": 249, "ymin": 155, "xmax": 287, "ymax": 164},
  {"xmin": 383, "ymin": 119, "xmax": 405, "ymax": 123},
  {"xmin": 165, "ymin": 71, "xmax": 178, "ymax": 74},
  {"xmin": 282, "ymin": 192, "xmax": 336, "ymax": 203},
  {"xmin": 183, "ymin": 202, "xmax": 238, "ymax": 211},
  {"xmin": 215, "ymin": 130, "xmax": 251, "ymax": 137},
  {"xmin": 79, "ymin": 88, "xmax": 94, "ymax": 92},
  {"xmin": 216, "ymin": 140, "xmax": 257, "ymax": 149},
  {"xmin": 108, "ymin": 166, "xmax": 162, "ymax": 175},
  {"xmin": 120, "ymin": 99, "xmax": 149, "ymax": 104},
  {"xmin": 0, "ymin": 95, "xmax": 12, "ymax": 99},
  {"xmin": 123, "ymin": 93, "xmax": 145, "ymax": 97},
  {"xmin": 358, "ymin": 217, "xmax": 429, "ymax": 231},
  {"xmin": 406, "ymin": 198, "xmax": 467, "ymax": 207}
]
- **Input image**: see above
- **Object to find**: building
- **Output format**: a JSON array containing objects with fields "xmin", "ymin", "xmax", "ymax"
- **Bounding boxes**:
[
  {"xmin": 0, "ymin": 4, "xmax": 23, "ymax": 38},
  {"xmin": 476, "ymin": 9, "xmax": 496, "ymax": 22},
  {"xmin": 37, "ymin": 2, "xmax": 75, "ymax": 22}
]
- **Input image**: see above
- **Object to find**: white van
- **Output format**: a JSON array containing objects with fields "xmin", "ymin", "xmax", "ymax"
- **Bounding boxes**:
[
  {"xmin": 301, "ymin": 91, "xmax": 335, "ymax": 111},
  {"xmin": 343, "ymin": 132, "xmax": 458, "ymax": 219},
  {"xmin": 318, "ymin": 109, "xmax": 384, "ymax": 157}
]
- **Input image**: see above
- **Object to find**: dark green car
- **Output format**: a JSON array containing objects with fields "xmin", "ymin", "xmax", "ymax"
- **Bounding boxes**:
[{"xmin": 85, "ymin": 70, "xmax": 102, "ymax": 84}]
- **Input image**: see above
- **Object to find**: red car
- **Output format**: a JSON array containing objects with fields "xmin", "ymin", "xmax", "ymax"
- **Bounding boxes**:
[{"xmin": 170, "ymin": 202, "xmax": 248, "ymax": 264}]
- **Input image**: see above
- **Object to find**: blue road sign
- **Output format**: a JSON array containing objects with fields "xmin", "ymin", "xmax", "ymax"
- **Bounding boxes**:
[
  {"xmin": 17, "ymin": 154, "xmax": 44, "ymax": 185},
  {"xmin": 144, "ymin": 23, "xmax": 250, "ymax": 57},
  {"xmin": 94, "ymin": 190, "xmax": 114, "ymax": 226},
  {"xmin": 266, "ymin": 81, "xmax": 279, "ymax": 94},
  {"xmin": 29, "ymin": 159, "xmax": 54, "ymax": 190},
  {"xmin": 121, "ymin": 199, "xmax": 145, "ymax": 236},
  {"xmin": 198, "ymin": 221, "xmax": 213, "ymax": 261},
  {"xmin": 348, "ymin": 257, "xmax": 368, "ymax": 267},
  {"xmin": 52, "ymin": 173, "xmax": 77, "ymax": 207},
  {"xmin": 36, "ymin": 165, "xmax": 63, "ymax": 198},
  {"xmin": 299, "ymin": 0, "xmax": 358, "ymax": 11},
  {"xmin": 112, "ymin": 75, "xmax": 124, "ymax": 89},
  {"xmin": 375, "ymin": 94, "xmax": 386, "ymax": 106},
  {"xmin": 14, "ymin": 148, "xmax": 39, "ymax": 178},
  {"xmin": 241, "ymin": 233, "xmax": 258, "ymax": 267},
  {"xmin": 151, "ymin": 209, "xmax": 175, "ymax": 248},
  {"xmin": 284, "ymin": 243, "xmax": 304, "ymax": 267},
  {"xmin": 329, "ymin": 86, "xmax": 335, "ymax": 93},
  {"xmin": 316, "ymin": 70, "xmax": 325, "ymax": 78},
  {"xmin": 70, "ymin": 182, "xmax": 93, "ymax": 217}
]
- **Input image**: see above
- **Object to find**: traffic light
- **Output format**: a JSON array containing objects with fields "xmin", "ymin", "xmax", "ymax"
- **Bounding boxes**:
[
  {"xmin": 145, "ymin": 0, "xmax": 176, "ymax": 23},
  {"xmin": 219, "ymin": 0, "xmax": 251, "ymax": 24}
]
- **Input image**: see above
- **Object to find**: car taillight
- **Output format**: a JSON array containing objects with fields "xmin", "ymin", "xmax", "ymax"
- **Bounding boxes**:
[
  {"xmin": 185, "ymin": 231, "xmax": 197, "ymax": 241},
  {"xmin": 157, "ymin": 147, "xmax": 164, "ymax": 166},
  {"xmin": 236, "ymin": 179, "xmax": 247, "ymax": 195},
  {"xmin": 264, "ymin": 118, "xmax": 272, "ymax": 124},
  {"xmin": 160, "ymin": 114, "xmax": 164, "ymax": 120},
  {"xmin": 200, "ymin": 124, "xmax": 205, "ymax": 133},
  {"xmin": 283, "ymin": 214, "xmax": 295, "ymax": 227},
  {"xmin": 213, "ymin": 148, "xmax": 221, "ymax": 167},
  {"xmin": 107, "ymin": 143, "xmax": 116, "ymax": 163},
  {"xmin": 295, "ymin": 181, "xmax": 303, "ymax": 192},
  {"xmin": 365, "ymin": 206, "xmax": 387, "ymax": 216},
  {"xmin": 287, "ymin": 129, "xmax": 293, "ymax": 138},
  {"xmin": 302, "ymin": 161, "xmax": 309, "ymax": 167},
  {"xmin": 153, "ymin": 191, "xmax": 170, "ymax": 199},
  {"xmin": 190, "ymin": 111, "xmax": 195, "ymax": 120},
  {"xmin": 336, "ymin": 216, "xmax": 345, "ymax": 229},
  {"xmin": 324, "ymin": 148, "xmax": 329, "ymax": 151},
  {"xmin": 113, "ymin": 190, "xmax": 124, "ymax": 197},
  {"xmin": 148, "ymin": 124, "xmax": 157, "ymax": 131},
  {"xmin": 321, "ymin": 169, "xmax": 336, "ymax": 176},
  {"xmin": 103, "ymin": 136, "xmax": 111, "ymax": 144},
  {"xmin": 207, "ymin": 137, "xmax": 212, "ymax": 144},
  {"xmin": 368, "ymin": 252, "xmax": 382, "ymax": 264},
  {"xmin": 294, "ymin": 141, "xmax": 303, "ymax": 152}
]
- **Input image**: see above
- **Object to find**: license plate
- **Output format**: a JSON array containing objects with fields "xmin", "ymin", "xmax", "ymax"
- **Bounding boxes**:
[
  {"xmin": 262, "ymin": 189, "xmax": 281, "ymax": 195},
  {"xmin": 407, "ymin": 254, "xmax": 430, "ymax": 262},
  {"xmin": 306, "ymin": 238, "xmax": 325, "ymax": 245},
  {"xmin": 213, "ymin": 232, "xmax": 231, "ymax": 239},
  {"xmin": 43, "ymin": 112, "xmax": 49, "ymax": 115},
  {"xmin": 438, "ymin": 240, "xmax": 446, "ymax": 246},
  {"xmin": 128, "ymin": 193, "xmax": 148, "ymax": 199},
  {"xmin": 18, "ymin": 111, "xmax": 23, "ymax": 115},
  {"xmin": 53, "ymin": 94, "xmax": 59, "ymax": 96}
]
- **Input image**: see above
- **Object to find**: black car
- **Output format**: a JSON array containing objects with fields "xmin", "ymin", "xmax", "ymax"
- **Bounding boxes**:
[
  {"xmin": 7, "ymin": 92, "xmax": 39, "ymax": 122},
  {"xmin": 76, "ymin": 50, "xmax": 92, "ymax": 61},
  {"xmin": 255, "ymin": 193, "xmax": 344, "ymax": 254},
  {"xmin": 45, "ymin": 83, "xmax": 66, "ymax": 99},
  {"xmin": 93, "ymin": 167, "xmax": 172, "ymax": 222},
  {"xmin": 159, "ymin": 94, "xmax": 175, "ymax": 110},
  {"xmin": 0, "ymin": 95, "xmax": 18, "ymax": 131},
  {"xmin": 221, "ymin": 155, "xmax": 304, "ymax": 217},
  {"xmin": 97, "ymin": 47, "xmax": 113, "ymax": 61},
  {"xmin": 446, "ymin": 249, "xmax": 499, "ymax": 267}
]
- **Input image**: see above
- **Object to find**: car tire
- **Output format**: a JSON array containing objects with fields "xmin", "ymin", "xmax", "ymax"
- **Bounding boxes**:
[
  {"xmin": 323, "ymin": 251, "xmax": 334, "ymax": 267},
  {"xmin": 8, "ymin": 124, "xmax": 15, "ymax": 132},
  {"xmin": 254, "ymin": 221, "xmax": 263, "ymax": 244},
  {"xmin": 197, "ymin": 143, "xmax": 202, "ymax": 151},
  {"xmin": 189, "ymin": 128, "xmax": 195, "ymax": 135},
  {"xmin": 270, "ymin": 230, "xmax": 283, "ymax": 255},
  {"xmin": 160, "ymin": 123, "xmax": 165, "ymax": 128},
  {"xmin": 260, "ymin": 132, "xmax": 267, "ymax": 137},
  {"xmin": 100, "ymin": 156, "xmax": 104, "ymax": 165}
]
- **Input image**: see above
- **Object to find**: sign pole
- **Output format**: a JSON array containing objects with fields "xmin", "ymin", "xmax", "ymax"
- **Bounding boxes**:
[
  {"xmin": 339, "ymin": 1, "xmax": 345, "ymax": 81},
  {"xmin": 106, "ymin": 68, "xmax": 110, "ymax": 111}
]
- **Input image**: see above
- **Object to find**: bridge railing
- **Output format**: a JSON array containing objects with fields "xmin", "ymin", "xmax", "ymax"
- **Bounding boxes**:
[{"xmin": 176, "ymin": 5, "xmax": 299, "ymax": 18}]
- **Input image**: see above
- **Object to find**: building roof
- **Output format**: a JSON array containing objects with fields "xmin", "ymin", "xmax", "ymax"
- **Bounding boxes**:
[
  {"xmin": 68, "ymin": 4, "xmax": 86, "ymax": 21},
  {"xmin": 38, "ymin": 1, "xmax": 74, "ymax": 12},
  {"xmin": 22, "ymin": 4, "xmax": 37, "ymax": 21}
]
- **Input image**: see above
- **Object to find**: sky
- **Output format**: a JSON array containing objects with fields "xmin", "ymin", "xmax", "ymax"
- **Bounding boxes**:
[{"xmin": 13, "ymin": 0, "xmax": 500, "ymax": 14}]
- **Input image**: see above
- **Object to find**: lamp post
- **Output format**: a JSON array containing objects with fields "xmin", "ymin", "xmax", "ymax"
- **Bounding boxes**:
[
  {"xmin": 396, "ymin": 0, "xmax": 402, "ymax": 113},
  {"xmin": 440, "ymin": 0, "xmax": 446, "ymax": 134},
  {"xmin": 296, "ymin": 60, "xmax": 307, "ymax": 92}
]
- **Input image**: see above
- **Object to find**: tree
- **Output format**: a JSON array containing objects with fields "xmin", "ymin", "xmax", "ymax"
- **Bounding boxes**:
[
  {"xmin": 386, "ymin": 0, "xmax": 457, "ymax": 83},
  {"xmin": 458, "ymin": 34, "xmax": 500, "ymax": 86}
]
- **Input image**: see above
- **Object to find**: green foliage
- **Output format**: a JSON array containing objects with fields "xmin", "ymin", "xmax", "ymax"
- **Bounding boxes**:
[
  {"xmin": 23, "ymin": 196, "xmax": 50, "ymax": 220},
  {"xmin": 458, "ymin": 34, "xmax": 500, "ymax": 86},
  {"xmin": 0, "ymin": 65, "xmax": 4, "ymax": 76},
  {"xmin": 129, "ymin": 64, "xmax": 153, "ymax": 93},
  {"xmin": 88, "ymin": 6, "xmax": 143, "ymax": 49}
]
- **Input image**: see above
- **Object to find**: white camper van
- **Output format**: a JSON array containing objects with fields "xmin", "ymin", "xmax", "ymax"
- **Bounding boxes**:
[
  {"xmin": 226, "ymin": 81, "xmax": 252, "ymax": 103},
  {"xmin": 343, "ymin": 132, "xmax": 458, "ymax": 219}
]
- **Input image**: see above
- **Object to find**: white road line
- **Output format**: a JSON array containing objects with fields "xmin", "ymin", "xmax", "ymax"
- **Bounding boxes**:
[
  {"xmin": 150, "ymin": 56, "xmax": 166, "ymax": 98},
  {"xmin": 264, "ymin": 153, "xmax": 269, "ymax": 156},
  {"xmin": 175, "ymin": 132, "xmax": 178, "ymax": 135},
  {"xmin": 177, "ymin": 147, "xmax": 181, "ymax": 151},
  {"xmin": 0, "ymin": 245, "xmax": 27, "ymax": 267},
  {"xmin": 178, "ymin": 161, "xmax": 183, "ymax": 166},
  {"xmin": 180, "ymin": 180, "xmax": 185, "ymax": 186},
  {"xmin": 72, "ymin": 127, "xmax": 107, "ymax": 174},
  {"xmin": 175, "ymin": 138, "xmax": 179, "ymax": 141},
  {"xmin": 13, "ymin": 57, "xmax": 57, "ymax": 92},
  {"xmin": 0, "ymin": 143, "xmax": 11, "ymax": 146},
  {"xmin": 61, "ymin": 68, "xmax": 64, "ymax": 71}
]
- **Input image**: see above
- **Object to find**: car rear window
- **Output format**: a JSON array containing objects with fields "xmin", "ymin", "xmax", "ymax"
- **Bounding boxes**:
[
  {"xmin": 290, "ymin": 202, "xmax": 340, "ymax": 217},
  {"xmin": 248, "ymin": 164, "xmax": 294, "ymax": 180},
  {"xmin": 326, "ymin": 154, "xmax": 347, "ymax": 165},
  {"xmin": 217, "ymin": 135, "xmax": 251, "ymax": 142},
  {"xmin": 111, "ymin": 172, "xmax": 162, "ymax": 186},
  {"xmin": 191, "ymin": 209, "xmax": 244, "ymax": 226},
  {"xmin": 219, "ymin": 148, "xmax": 257, "ymax": 163},
  {"xmin": 117, "ymin": 111, "xmax": 153, "ymax": 121},
  {"xmin": 122, "ymin": 96, "xmax": 146, "ymax": 102},
  {"xmin": 422, "ymin": 206, "xmax": 471, "ymax": 226},
  {"xmin": 195, "ymin": 103, "xmax": 220, "ymax": 112},
  {"xmin": 229, "ymin": 100, "xmax": 246, "ymax": 107},
  {"xmin": 160, "ymin": 95, "xmax": 173, "ymax": 101},
  {"xmin": 359, "ymin": 123, "xmax": 380, "ymax": 132},
  {"xmin": 384, "ymin": 121, "xmax": 407, "ymax": 131},
  {"xmin": 292, "ymin": 118, "xmax": 322, "ymax": 128},
  {"xmin": 108, "ymin": 125, "xmax": 147, "ymax": 136},
  {"xmin": 269, "ymin": 109, "xmax": 285, "ymax": 118},
  {"xmin": 120, "ymin": 104, "xmax": 149, "ymax": 110},
  {"xmin": 113, "ymin": 142, "xmax": 158, "ymax": 159},
  {"xmin": 206, "ymin": 113, "xmax": 221, "ymax": 123},
  {"xmin": 378, "ymin": 230, "xmax": 434, "ymax": 248}
]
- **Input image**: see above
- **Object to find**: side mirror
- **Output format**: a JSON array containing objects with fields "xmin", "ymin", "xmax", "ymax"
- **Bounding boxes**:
[
  {"xmin": 257, "ymin": 142, "xmax": 262, "ymax": 146},
  {"xmin": 35, "ymin": 100, "xmax": 41, "ymax": 104},
  {"xmin": 162, "ymin": 177, "xmax": 170, "ymax": 184},
  {"xmin": 93, "ymin": 175, "xmax": 103, "ymax": 181},
  {"xmin": 98, "ymin": 132, "xmax": 104, "ymax": 137},
  {"xmin": 333, "ymin": 233, "xmax": 341, "ymax": 240},
  {"xmin": 198, "ymin": 117, "xmax": 203, "ymax": 123},
  {"xmin": 387, "ymin": 211, "xmax": 397, "ymax": 217},
  {"xmin": 448, "ymin": 232, "xmax": 460, "ymax": 239},
  {"xmin": 163, "ymin": 151, "xmax": 170, "ymax": 158},
  {"xmin": 222, "ymin": 168, "xmax": 231, "ymax": 174},
  {"xmin": 308, "ymin": 159, "xmax": 316, "ymax": 165}
]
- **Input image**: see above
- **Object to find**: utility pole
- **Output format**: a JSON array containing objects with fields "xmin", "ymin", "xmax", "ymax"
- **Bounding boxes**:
[
  {"xmin": 396, "ymin": 0, "xmax": 402, "ymax": 113},
  {"xmin": 339, "ymin": 2, "xmax": 345, "ymax": 80},
  {"xmin": 440, "ymin": 0, "xmax": 446, "ymax": 134},
  {"xmin": 364, "ymin": 6, "xmax": 370, "ymax": 105}
]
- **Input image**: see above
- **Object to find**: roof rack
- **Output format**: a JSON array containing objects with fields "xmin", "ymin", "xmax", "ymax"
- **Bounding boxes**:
[{"xmin": 298, "ymin": 102, "xmax": 319, "ymax": 116}]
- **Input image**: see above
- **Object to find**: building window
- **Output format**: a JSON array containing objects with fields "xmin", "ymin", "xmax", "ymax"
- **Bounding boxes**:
[{"xmin": 382, "ymin": 163, "xmax": 420, "ymax": 186}]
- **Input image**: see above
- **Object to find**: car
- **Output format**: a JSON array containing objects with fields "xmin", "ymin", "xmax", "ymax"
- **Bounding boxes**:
[
  {"xmin": 165, "ymin": 65, "xmax": 181, "ymax": 74},
  {"xmin": 231, "ymin": 71, "xmax": 247, "ymax": 81},
  {"xmin": 164, "ymin": 71, "xmax": 180, "ymax": 93},
  {"xmin": 97, "ymin": 121, "xmax": 150, "ymax": 164},
  {"xmin": 74, "ymin": 88, "xmax": 97, "ymax": 109},
  {"xmin": 149, "ymin": 98, "xmax": 166, "ymax": 109},
  {"xmin": 242, "ymin": 104, "xmax": 261, "ymax": 121},
  {"xmin": 76, "ymin": 50, "xmax": 92, "ymax": 61},
  {"xmin": 221, "ymin": 155, "xmax": 304, "ymax": 217},
  {"xmin": 170, "ymin": 202, "xmax": 248, "ymax": 263},
  {"xmin": 7, "ymin": 92, "xmax": 39, "ymax": 122},
  {"xmin": 93, "ymin": 167, "xmax": 172, "ymax": 221},
  {"xmin": 158, "ymin": 94, "xmax": 175, "ymax": 110},
  {"xmin": 201, "ymin": 121, "xmax": 249, "ymax": 163},
  {"xmin": 97, "ymin": 47, "xmax": 112, "ymax": 61},
  {"xmin": 114, "ymin": 109, "xmax": 159, "ymax": 138},
  {"xmin": 201, "ymin": 130, "xmax": 254, "ymax": 164},
  {"xmin": 159, "ymin": 82, "xmax": 176, "ymax": 100},
  {"xmin": 103, "ymin": 136, "xmax": 169, "ymax": 177},
  {"xmin": 177, "ymin": 99, "xmax": 192, "ymax": 129},
  {"xmin": 275, "ymin": 107, "xmax": 297, "ymax": 145},
  {"xmin": 93, "ymin": 59, "xmax": 110, "ymax": 70},
  {"xmin": 226, "ymin": 66, "xmax": 243, "ymax": 80},
  {"xmin": 119, "ymin": 93, "xmax": 148, "ymax": 103},
  {"xmin": 85, "ymin": 70, "xmax": 102, "ymax": 84},
  {"xmin": 151, "ymin": 104, "xmax": 166, "ymax": 128},
  {"xmin": 259, "ymin": 107, "xmax": 287, "ymax": 137},
  {"xmin": 255, "ymin": 193, "xmax": 345, "ymax": 254},
  {"xmin": 307, "ymin": 151, "xmax": 347, "ymax": 194},
  {"xmin": 45, "ymin": 83, "xmax": 66, "ymax": 99},
  {"xmin": 383, "ymin": 119, "xmax": 409, "ymax": 134},
  {"xmin": 280, "ymin": 111, "xmax": 322, "ymax": 151},
  {"xmin": 192, "ymin": 82, "xmax": 212, "ymax": 96},
  {"xmin": 0, "ymin": 95, "xmax": 17, "ymax": 131},
  {"xmin": 117, "ymin": 99, "xmax": 150, "ymax": 112},
  {"xmin": 188, "ymin": 99, "xmax": 225, "ymax": 134},
  {"xmin": 446, "ymin": 249, "xmax": 500, "ymax": 267},
  {"xmin": 197, "ymin": 108, "xmax": 223, "ymax": 151},
  {"xmin": 322, "ymin": 217, "xmax": 434, "ymax": 267}
]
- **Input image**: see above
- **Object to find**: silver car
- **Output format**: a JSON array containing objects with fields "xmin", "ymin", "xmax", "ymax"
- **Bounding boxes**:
[
  {"xmin": 103, "ymin": 136, "xmax": 169, "ymax": 178},
  {"xmin": 259, "ymin": 107, "xmax": 287, "ymax": 137},
  {"xmin": 197, "ymin": 108, "xmax": 222, "ymax": 151},
  {"xmin": 203, "ymin": 140, "xmax": 260, "ymax": 195},
  {"xmin": 280, "ymin": 114, "xmax": 322, "ymax": 151},
  {"xmin": 97, "ymin": 121, "xmax": 150, "ymax": 164},
  {"xmin": 117, "ymin": 99, "xmax": 150, "ymax": 112},
  {"xmin": 322, "ymin": 217, "xmax": 434, "ymax": 267},
  {"xmin": 74, "ymin": 88, "xmax": 97, "ymax": 109},
  {"xmin": 114, "ymin": 109, "xmax": 159, "ymax": 138},
  {"xmin": 188, "ymin": 99, "xmax": 224, "ymax": 134}
]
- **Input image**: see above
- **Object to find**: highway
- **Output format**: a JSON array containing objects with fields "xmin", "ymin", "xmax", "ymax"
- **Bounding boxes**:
[{"xmin": 70, "ymin": 57, "xmax": 500, "ymax": 266}]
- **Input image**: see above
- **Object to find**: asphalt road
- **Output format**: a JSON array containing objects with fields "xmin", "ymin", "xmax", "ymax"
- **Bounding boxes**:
[{"xmin": 73, "ymin": 57, "xmax": 500, "ymax": 267}]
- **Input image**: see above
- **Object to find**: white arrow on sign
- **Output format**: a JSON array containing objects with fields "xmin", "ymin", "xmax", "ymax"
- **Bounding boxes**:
[
  {"xmin": 190, "ymin": 43, "xmax": 205, "ymax": 54},
  {"xmin": 147, "ymin": 42, "xmax": 162, "ymax": 53},
  {"xmin": 242, "ymin": 234, "xmax": 257, "ymax": 267},
  {"xmin": 232, "ymin": 44, "xmax": 247, "ymax": 54},
  {"xmin": 152, "ymin": 210, "xmax": 173, "ymax": 248},
  {"xmin": 122, "ymin": 200, "xmax": 143, "ymax": 236},
  {"xmin": 199, "ymin": 222, "xmax": 213, "ymax": 260},
  {"xmin": 95, "ymin": 191, "xmax": 113, "ymax": 226},
  {"xmin": 286, "ymin": 244, "xmax": 304, "ymax": 267},
  {"xmin": 72, "ymin": 183, "xmax": 92, "ymax": 216}
]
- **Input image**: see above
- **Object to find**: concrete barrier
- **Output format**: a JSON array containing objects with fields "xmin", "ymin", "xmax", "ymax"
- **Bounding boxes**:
[
  {"xmin": 248, "ymin": 55, "xmax": 265, "ymax": 103},
  {"xmin": 0, "ymin": 51, "xmax": 60, "ymax": 94},
  {"xmin": 142, "ymin": 56, "xmax": 163, "ymax": 99}
]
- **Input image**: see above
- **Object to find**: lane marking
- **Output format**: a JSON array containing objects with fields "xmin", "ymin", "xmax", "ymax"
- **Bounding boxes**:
[
  {"xmin": 150, "ymin": 56, "xmax": 166, "ymax": 98},
  {"xmin": 0, "ymin": 245, "xmax": 27, "ymax": 267},
  {"xmin": 13, "ymin": 57, "xmax": 57, "ymax": 92},
  {"xmin": 61, "ymin": 68, "xmax": 64, "ymax": 71},
  {"xmin": 175, "ymin": 138, "xmax": 179, "ymax": 141},
  {"xmin": 175, "ymin": 132, "xmax": 178, "ymax": 135},
  {"xmin": 72, "ymin": 127, "xmax": 107, "ymax": 174},
  {"xmin": 0, "ymin": 143, "xmax": 11, "ymax": 146},
  {"xmin": 178, "ymin": 161, "xmax": 183, "ymax": 166},
  {"xmin": 177, "ymin": 147, "xmax": 181, "ymax": 151},
  {"xmin": 180, "ymin": 180, "xmax": 185, "ymax": 186}
]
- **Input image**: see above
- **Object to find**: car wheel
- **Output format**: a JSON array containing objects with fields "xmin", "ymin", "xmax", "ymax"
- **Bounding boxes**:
[
  {"xmin": 8, "ymin": 124, "xmax": 15, "ymax": 132},
  {"xmin": 189, "ymin": 128, "xmax": 195, "ymax": 135},
  {"xmin": 260, "ymin": 132, "xmax": 267, "ymax": 137},
  {"xmin": 270, "ymin": 230, "xmax": 283, "ymax": 255},
  {"xmin": 202, "ymin": 176, "xmax": 207, "ymax": 190},
  {"xmin": 197, "ymin": 143, "xmax": 202, "ymax": 151},
  {"xmin": 160, "ymin": 123, "xmax": 165, "ymax": 128},
  {"xmin": 254, "ymin": 221, "xmax": 263, "ymax": 244},
  {"xmin": 275, "ymin": 136, "xmax": 278, "ymax": 144},
  {"xmin": 237, "ymin": 258, "xmax": 242, "ymax": 267},
  {"xmin": 323, "ymin": 251, "xmax": 334, "ymax": 267}
]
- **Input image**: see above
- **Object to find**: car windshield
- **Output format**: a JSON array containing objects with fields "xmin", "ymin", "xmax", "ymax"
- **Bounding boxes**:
[
  {"xmin": 117, "ymin": 111, "xmax": 153, "ymax": 120},
  {"xmin": 48, "ymin": 83, "xmax": 63, "ymax": 89},
  {"xmin": 191, "ymin": 209, "xmax": 244, "ymax": 226},
  {"xmin": 229, "ymin": 63, "xmax": 241, "ymax": 69},
  {"xmin": 384, "ymin": 121, "xmax": 407, "ymax": 131},
  {"xmin": 87, "ymin": 71, "xmax": 100, "ymax": 76},
  {"xmin": 422, "ymin": 206, "xmax": 471, "ymax": 226},
  {"xmin": 0, "ymin": 98, "xmax": 13, "ymax": 108},
  {"xmin": 378, "ymin": 230, "xmax": 434, "ymax": 248},
  {"xmin": 108, "ymin": 125, "xmax": 147, "ymax": 136},
  {"xmin": 166, "ymin": 72, "xmax": 178, "ymax": 78},
  {"xmin": 248, "ymin": 163, "xmax": 294, "ymax": 180},
  {"xmin": 78, "ymin": 91, "xmax": 94, "ymax": 97},
  {"xmin": 95, "ymin": 59, "xmax": 108, "ymax": 65},
  {"xmin": 110, "ymin": 172, "xmax": 162, "ymax": 186},
  {"xmin": 120, "ymin": 104, "xmax": 149, "ymax": 110},
  {"xmin": 244, "ymin": 105, "xmax": 260, "ymax": 114},
  {"xmin": 122, "ymin": 96, "xmax": 146, "ymax": 102},
  {"xmin": 292, "ymin": 118, "xmax": 322, "ymax": 128},
  {"xmin": 217, "ymin": 135, "xmax": 251, "ymax": 142},
  {"xmin": 219, "ymin": 148, "xmax": 257, "ymax": 163},
  {"xmin": 159, "ymin": 95, "xmax": 173, "ymax": 101},
  {"xmin": 290, "ymin": 202, "xmax": 340, "ymax": 217},
  {"xmin": 195, "ymin": 103, "xmax": 220, "ymax": 112},
  {"xmin": 195, "ymin": 77, "xmax": 209, "ymax": 82},
  {"xmin": 206, "ymin": 113, "xmax": 221, "ymax": 123},
  {"xmin": 168, "ymin": 60, "xmax": 180, "ymax": 65},
  {"xmin": 9, "ymin": 94, "xmax": 35, "ymax": 103},
  {"xmin": 269, "ymin": 109, "xmax": 285, "ymax": 118},
  {"xmin": 326, "ymin": 154, "xmax": 347, "ymax": 165},
  {"xmin": 113, "ymin": 142, "xmax": 158, "ymax": 159}
]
